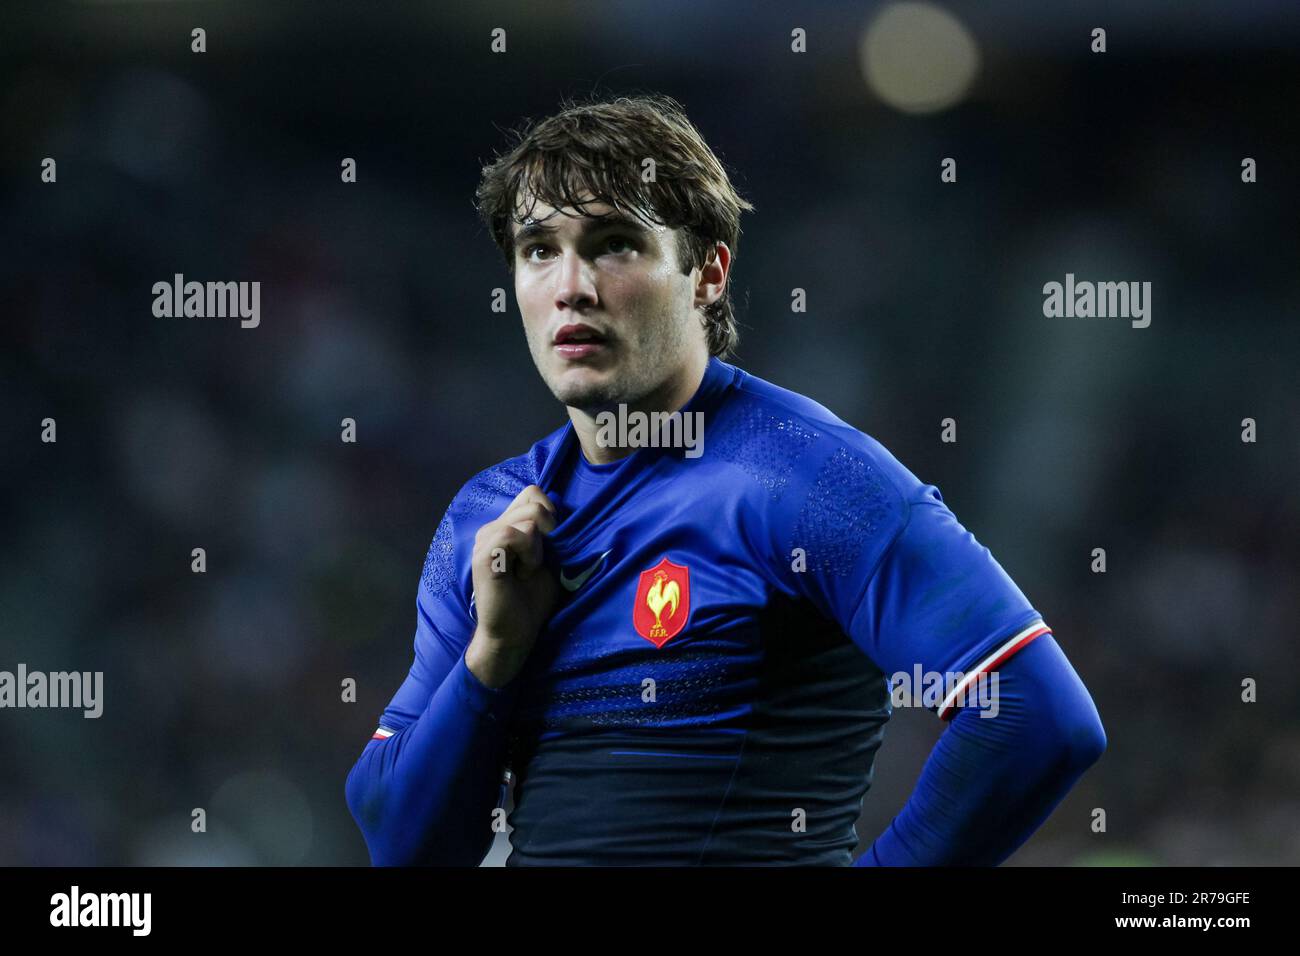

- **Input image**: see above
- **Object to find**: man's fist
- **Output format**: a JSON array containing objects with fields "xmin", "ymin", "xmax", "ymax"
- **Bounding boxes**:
[{"xmin": 465, "ymin": 485, "xmax": 560, "ymax": 688}]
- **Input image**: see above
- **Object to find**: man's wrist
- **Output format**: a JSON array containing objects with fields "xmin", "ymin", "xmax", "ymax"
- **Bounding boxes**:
[{"xmin": 465, "ymin": 631, "xmax": 530, "ymax": 689}]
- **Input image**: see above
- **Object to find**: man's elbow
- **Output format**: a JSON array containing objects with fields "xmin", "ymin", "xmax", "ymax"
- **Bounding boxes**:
[
  {"xmin": 344, "ymin": 754, "xmax": 411, "ymax": 865},
  {"xmin": 1022, "ymin": 638, "xmax": 1107, "ymax": 777},
  {"xmin": 346, "ymin": 790, "xmax": 420, "ymax": 867},
  {"xmin": 1012, "ymin": 675, "xmax": 1107, "ymax": 785},
  {"xmin": 344, "ymin": 760, "xmax": 493, "ymax": 867},
  {"xmin": 345, "ymin": 759, "xmax": 393, "ymax": 864},
  {"xmin": 1058, "ymin": 707, "xmax": 1106, "ymax": 778}
]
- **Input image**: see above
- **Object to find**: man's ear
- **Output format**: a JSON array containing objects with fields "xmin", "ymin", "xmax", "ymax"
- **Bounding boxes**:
[{"xmin": 694, "ymin": 241, "xmax": 730, "ymax": 309}]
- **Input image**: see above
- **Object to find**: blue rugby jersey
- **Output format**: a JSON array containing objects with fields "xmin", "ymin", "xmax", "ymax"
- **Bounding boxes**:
[{"xmin": 360, "ymin": 357, "xmax": 1050, "ymax": 865}]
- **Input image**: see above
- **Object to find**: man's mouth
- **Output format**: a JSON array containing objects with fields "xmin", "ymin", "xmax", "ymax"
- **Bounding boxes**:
[{"xmin": 552, "ymin": 323, "xmax": 610, "ymax": 360}]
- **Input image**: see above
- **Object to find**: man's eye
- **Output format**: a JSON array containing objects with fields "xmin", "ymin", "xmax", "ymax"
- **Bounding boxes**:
[{"xmin": 522, "ymin": 237, "xmax": 633, "ymax": 261}]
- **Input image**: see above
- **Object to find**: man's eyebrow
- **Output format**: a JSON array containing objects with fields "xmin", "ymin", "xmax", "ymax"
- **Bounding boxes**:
[{"xmin": 513, "ymin": 212, "xmax": 653, "ymax": 245}]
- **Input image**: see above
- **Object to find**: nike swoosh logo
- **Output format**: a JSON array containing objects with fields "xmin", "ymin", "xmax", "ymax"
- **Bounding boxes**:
[{"xmin": 560, "ymin": 550, "xmax": 612, "ymax": 592}]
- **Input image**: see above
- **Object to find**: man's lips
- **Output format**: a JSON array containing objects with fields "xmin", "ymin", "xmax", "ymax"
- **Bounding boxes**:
[
  {"xmin": 552, "ymin": 323, "xmax": 609, "ymax": 359},
  {"xmin": 551, "ymin": 343, "xmax": 605, "ymax": 361}
]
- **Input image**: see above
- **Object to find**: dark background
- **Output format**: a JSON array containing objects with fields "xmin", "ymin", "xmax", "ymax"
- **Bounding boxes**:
[{"xmin": 2, "ymin": 0, "xmax": 1297, "ymax": 865}]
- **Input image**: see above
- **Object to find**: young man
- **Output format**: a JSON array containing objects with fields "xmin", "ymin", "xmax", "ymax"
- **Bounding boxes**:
[{"xmin": 345, "ymin": 94, "xmax": 1106, "ymax": 866}]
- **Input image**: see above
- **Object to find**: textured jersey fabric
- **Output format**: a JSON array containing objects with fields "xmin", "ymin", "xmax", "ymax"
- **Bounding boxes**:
[{"xmin": 347, "ymin": 357, "xmax": 1087, "ymax": 865}]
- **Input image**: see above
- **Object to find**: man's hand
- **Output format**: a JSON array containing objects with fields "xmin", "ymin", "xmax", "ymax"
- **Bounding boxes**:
[{"xmin": 464, "ymin": 485, "xmax": 560, "ymax": 688}]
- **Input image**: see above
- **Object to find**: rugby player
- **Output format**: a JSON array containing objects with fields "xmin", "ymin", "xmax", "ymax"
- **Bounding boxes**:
[{"xmin": 345, "ymin": 94, "xmax": 1106, "ymax": 866}]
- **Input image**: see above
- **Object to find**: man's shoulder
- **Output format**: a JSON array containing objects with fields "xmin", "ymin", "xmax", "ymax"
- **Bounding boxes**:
[
  {"xmin": 708, "ymin": 363, "xmax": 920, "ymax": 587},
  {"xmin": 419, "ymin": 422, "xmax": 568, "ymax": 600},
  {"xmin": 714, "ymin": 363, "xmax": 921, "ymax": 501},
  {"xmin": 446, "ymin": 421, "xmax": 569, "ymax": 519}
]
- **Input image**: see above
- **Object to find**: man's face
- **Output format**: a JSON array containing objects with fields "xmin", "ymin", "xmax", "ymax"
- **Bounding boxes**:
[{"xmin": 511, "ymin": 193, "xmax": 710, "ymax": 412}]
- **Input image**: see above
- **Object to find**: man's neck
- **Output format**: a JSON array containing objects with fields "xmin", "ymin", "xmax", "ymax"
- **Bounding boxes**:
[{"xmin": 569, "ymin": 354, "xmax": 710, "ymax": 465}]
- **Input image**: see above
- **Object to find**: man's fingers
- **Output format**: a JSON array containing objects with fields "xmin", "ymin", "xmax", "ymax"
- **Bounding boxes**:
[
  {"xmin": 501, "ymin": 501, "xmax": 557, "ymax": 535},
  {"xmin": 507, "ymin": 484, "xmax": 557, "ymax": 518},
  {"xmin": 473, "ymin": 486, "xmax": 556, "ymax": 580},
  {"xmin": 503, "ymin": 522, "xmax": 545, "ymax": 579},
  {"xmin": 475, "ymin": 522, "xmax": 544, "ymax": 579},
  {"xmin": 511, "ymin": 520, "xmax": 544, "ymax": 577}
]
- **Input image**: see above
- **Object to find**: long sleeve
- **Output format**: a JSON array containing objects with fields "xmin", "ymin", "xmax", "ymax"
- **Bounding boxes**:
[
  {"xmin": 345, "ymin": 649, "xmax": 520, "ymax": 866},
  {"xmin": 344, "ymin": 460, "xmax": 537, "ymax": 867},
  {"xmin": 853, "ymin": 634, "xmax": 1106, "ymax": 866},
  {"xmin": 748, "ymin": 429, "xmax": 1106, "ymax": 865}
]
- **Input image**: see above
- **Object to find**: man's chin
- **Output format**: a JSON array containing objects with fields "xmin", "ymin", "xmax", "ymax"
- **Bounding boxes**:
[{"xmin": 547, "ymin": 366, "xmax": 624, "ymax": 411}]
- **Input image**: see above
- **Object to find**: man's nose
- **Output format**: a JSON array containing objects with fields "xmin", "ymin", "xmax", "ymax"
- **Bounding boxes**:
[{"xmin": 554, "ymin": 250, "xmax": 597, "ymax": 311}]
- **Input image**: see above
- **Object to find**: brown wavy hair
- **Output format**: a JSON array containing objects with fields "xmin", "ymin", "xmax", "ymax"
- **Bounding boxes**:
[{"xmin": 475, "ymin": 92, "xmax": 754, "ymax": 358}]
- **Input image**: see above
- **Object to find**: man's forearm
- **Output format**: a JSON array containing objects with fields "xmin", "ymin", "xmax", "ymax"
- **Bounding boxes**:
[
  {"xmin": 855, "ymin": 635, "xmax": 1106, "ymax": 866},
  {"xmin": 345, "ymin": 650, "xmax": 520, "ymax": 866}
]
